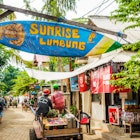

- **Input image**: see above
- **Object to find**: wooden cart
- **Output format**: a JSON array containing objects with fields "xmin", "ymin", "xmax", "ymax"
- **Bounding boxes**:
[{"xmin": 29, "ymin": 107, "xmax": 83, "ymax": 140}]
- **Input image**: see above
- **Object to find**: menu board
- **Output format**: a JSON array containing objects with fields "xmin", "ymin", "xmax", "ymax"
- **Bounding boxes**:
[
  {"xmin": 108, "ymin": 106, "xmax": 122, "ymax": 125},
  {"xmin": 121, "ymin": 111, "xmax": 140, "ymax": 123}
]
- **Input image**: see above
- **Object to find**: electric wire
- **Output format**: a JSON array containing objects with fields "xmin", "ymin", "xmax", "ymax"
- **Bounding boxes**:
[
  {"xmin": 94, "ymin": 0, "xmax": 106, "ymax": 15},
  {"xmin": 95, "ymin": 0, "xmax": 114, "ymax": 15},
  {"xmin": 80, "ymin": 0, "xmax": 111, "ymax": 18}
]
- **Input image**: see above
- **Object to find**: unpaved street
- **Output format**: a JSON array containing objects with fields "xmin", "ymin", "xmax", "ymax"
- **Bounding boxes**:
[{"xmin": 0, "ymin": 105, "xmax": 34, "ymax": 140}]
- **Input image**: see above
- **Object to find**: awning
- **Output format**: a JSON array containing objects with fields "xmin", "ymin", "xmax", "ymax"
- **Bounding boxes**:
[{"xmin": 25, "ymin": 50, "xmax": 135, "ymax": 81}]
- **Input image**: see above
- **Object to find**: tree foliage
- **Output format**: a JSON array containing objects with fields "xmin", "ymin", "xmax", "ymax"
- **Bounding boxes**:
[
  {"xmin": 0, "ymin": 45, "xmax": 11, "ymax": 69},
  {"xmin": 111, "ymin": 0, "xmax": 140, "ymax": 30},
  {"xmin": 23, "ymin": 0, "xmax": 76, "ymax": 19},
  {"xmin": 12, "ymin": 71, "xmax": 37, "ymax": 96},
  {"xmin": 1, "ymin": 65, "xmax": 20, "ymax": 93},
  {"xmin": 111, "ymin": 50, "xmax": 140, "ymax": 92},
  {"xmin": 110, "ymin": 0, "xmax": 140, "ymax": 92}
]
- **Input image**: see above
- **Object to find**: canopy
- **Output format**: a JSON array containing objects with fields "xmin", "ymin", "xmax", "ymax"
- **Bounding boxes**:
[{"xmin": 26, "ymin": 50, "xmax": 135, "ymax": 81}]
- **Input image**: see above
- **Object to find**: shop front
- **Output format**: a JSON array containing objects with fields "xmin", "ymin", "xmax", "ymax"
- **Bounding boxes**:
[{"xmin": 89, "ymin": 63, "xmax": 140, "ymax": 137}]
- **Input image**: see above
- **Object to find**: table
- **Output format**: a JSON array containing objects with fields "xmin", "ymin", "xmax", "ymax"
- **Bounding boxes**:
[
  {"xmin": 43, "ymin": 117, "xmax": 67, "ymax": 129},
  {"xmin": 42, "ymin": 117, "xmax": 83, "ymax": 139}
]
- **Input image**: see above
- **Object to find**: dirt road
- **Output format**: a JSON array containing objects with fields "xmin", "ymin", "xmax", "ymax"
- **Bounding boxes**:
[{"xmin": 0, "ymin": 105, "xmax": 34, "ymax": 140}]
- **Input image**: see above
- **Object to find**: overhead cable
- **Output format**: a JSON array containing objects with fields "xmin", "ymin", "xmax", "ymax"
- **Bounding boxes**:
[
  {"xmin": 80, "ymin": 0, "xmax": 111, "ymax": 18},
  {"xmin": 95, "ymin": 0, "xmax": 114, "ymax": 15}
]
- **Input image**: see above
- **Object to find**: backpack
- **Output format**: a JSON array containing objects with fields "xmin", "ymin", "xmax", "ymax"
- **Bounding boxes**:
[{"xmin": 0, "ymin": 102, "xmax": 3, "ymax": 112}]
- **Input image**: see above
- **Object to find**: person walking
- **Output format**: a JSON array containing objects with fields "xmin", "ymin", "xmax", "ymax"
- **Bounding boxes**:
[
  {"xmin": 51, "ymin": 84, "xmax": 65, "ymax": 114},
  {"xmin": 0, "ymin": 95, "xmax": 6, "ymax": 123},
  {"xmin": 36, "ymin": 89, "xmax": 52, "ymax": 117}
]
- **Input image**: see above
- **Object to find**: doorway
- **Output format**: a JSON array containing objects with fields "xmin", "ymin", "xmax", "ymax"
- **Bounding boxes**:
[{"xmin": 105, "ymin": 93, "xmax": 112, "ymax": 123}]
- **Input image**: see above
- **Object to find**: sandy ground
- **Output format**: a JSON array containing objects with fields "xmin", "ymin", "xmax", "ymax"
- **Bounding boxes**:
[{"xmin": 0, "ymin": 104, "xmax": 34, "ymax": 140}]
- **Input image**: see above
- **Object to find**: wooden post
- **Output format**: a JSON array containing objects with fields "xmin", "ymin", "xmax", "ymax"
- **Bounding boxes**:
[{"xmin": 0, "ymin": 4, "xmax": 127, "ymax": 38}]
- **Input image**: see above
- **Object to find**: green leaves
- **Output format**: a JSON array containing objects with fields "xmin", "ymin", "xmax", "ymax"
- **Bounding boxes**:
[
  {"xmin": 12, "ymin": 71, "xmax": 37, "ymax": 95},
  {"xmin": 23, "ymin": 0, "xmax": 76, "ymax": 19},
  {"xmin": 110, "ymin": 45, "xmax": 140, "ymax": 92},
  {"xmin": 123, "ymin": 41, "xmax": 140, "ymax": 51},
  {"xmin": 0, "ymin": 45, "xmax": 11, "ymax": 69},
  {"xmin": 111, "ymin": 0, "xmax": 140, "ymax": 30}
]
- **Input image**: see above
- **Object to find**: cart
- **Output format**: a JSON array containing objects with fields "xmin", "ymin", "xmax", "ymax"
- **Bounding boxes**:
[{"xmin": 29, "ymin": 106, "xmax": 83, "ymax": 140}]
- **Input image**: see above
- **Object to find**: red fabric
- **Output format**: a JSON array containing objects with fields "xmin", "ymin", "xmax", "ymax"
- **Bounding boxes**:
[
  {"xmin": 80, "ymin": 118, "xmax": 89, "ymax": 124},
  {"xmin": 51, "ymin": 91, "xmax": 65, "ymax": 110},
  {"xmin": 102, "ymin": 66, "xmax": 113, "ymax": 93},
  {"xmin": 90, "ymin": 70, "xmax": 99, "ymax": 93},
  {"xmin": 90, "ymin": 65, "xmax": 130, "ymax": 93},
  {"xmin": 78, "ymin": 73, "xmax": 88, "ymax": 92}
]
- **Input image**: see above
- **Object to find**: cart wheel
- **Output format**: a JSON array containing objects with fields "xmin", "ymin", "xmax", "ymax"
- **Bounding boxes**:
[{"xmin": 29, "ymin": 128, "xmax": 38, "ymax": 140}]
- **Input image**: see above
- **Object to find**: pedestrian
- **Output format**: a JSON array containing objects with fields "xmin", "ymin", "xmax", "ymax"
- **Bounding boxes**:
[
  {"xmin": 33, "ymin": 97, "xmax": 38, "ymax": 110},
  {"xmin": 22, "ymin": 98, "xmax": 29, "ymax": 111},
  {"xmin": 36, "ymin": 89, "xmax": 52, "ymax": 117},
  {"xmin": 0, "ymin": 94, "xmax": 6, "ymax": 123},
  {"xmin": 51, "ymin": 84, "xmax": 65, "ymax": 114},
  {"xmin": 29, "ymin": 97, "xmax": 34, "ymax": 107}
]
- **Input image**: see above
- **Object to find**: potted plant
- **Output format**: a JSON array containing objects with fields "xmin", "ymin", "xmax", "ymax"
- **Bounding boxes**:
[{"xmin": 70, "ymin": 105, "xmax": 77, "ymax": 115}]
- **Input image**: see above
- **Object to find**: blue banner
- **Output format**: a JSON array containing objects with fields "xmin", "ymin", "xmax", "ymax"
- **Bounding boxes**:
[
  {"xmin": 70, "ymin": 76, "xmax": 79, "ymax": 91},
  {"xmin": 0, "ymin": 20, "xmax": 122, "ymax": 57}
]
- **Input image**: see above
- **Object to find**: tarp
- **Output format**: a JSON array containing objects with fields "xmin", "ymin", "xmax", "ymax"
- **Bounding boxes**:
[
  {"xmin": 0, "ymin": 20, "xmax": 122, "ymax": 57},
  {"xmin": 25, "ymin": 50, "xmax": 135, "ymax": 81},
  {"xmin": 90, "ymin": 16, "xmax": 140, "ymax": 44}
]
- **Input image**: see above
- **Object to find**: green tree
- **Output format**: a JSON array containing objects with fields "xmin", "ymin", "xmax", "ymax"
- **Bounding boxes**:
[
  {"xmin": 111, "ymin": 46, "xmax": 140, "ymax": 92},
  {"xmin": 0, "ymin": 45, "xmax": 11, "ymax": 69},
  {"xmin": 110, "ymin": 0, "xmax": 140, "ymax": 92},
  {"xmin": 1, "ymin": 65, "xmax": 20, "ymax": 93},
  {"xmin": 12, "ymin": 71, "xmax": 37, "ymax": 96},
  {"xmin": 112, "ymin": 0, "xmax": 140, "ymax": 30},
  {"xmin": 23, "ymin": 0, "xmax": 76, "ymax": 18}
]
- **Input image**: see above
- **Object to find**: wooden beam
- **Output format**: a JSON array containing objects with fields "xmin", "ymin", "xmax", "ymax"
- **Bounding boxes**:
[
  {"xmin": 0, "ymin": 10, "xmax": 13, "ymax": 20},
  {"xmin": 0, "ymin": 4, "xmax": 127, "ymax": 38}
]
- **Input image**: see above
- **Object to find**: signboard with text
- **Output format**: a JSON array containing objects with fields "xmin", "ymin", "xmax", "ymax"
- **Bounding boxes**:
[
  {"xmin": 0, "ymin": 21, "xmax": 122, "ymax": 57},
  {"xmin": 108, "ymin": 106, "xmax": 121, "ymax": 125},
  {"xmin": 78, "ymin": 73, "xmax": 88, "ymax": 92},
  {"xmin": 90, "ymin": 66, "xmax": 130, "ymax": 93}
]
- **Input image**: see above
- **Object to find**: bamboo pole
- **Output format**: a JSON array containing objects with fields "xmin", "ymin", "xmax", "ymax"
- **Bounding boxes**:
[{"xmin": 0, "ymin": 4, "xmax": 127, "ymax": 38}]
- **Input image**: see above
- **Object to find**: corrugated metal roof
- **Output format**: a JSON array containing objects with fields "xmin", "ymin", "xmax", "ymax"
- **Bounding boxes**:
[
  {"xmin": 74, "ymin": 50, "xmax": 136, "ymax": 72},
  {"xmin": 26, "ymin": 51, "xmax": 136, "ymax": 81},
  {"xmin": 111, "ymin": 51, "xmax": 135, "ymax": 63},
  {"xmin": 89, "ymin": 16, "xmax": 140, "ymax": 44},
  {"xmin": 100, "ymin": 50, "xmax": 135, "ymax": 63}
]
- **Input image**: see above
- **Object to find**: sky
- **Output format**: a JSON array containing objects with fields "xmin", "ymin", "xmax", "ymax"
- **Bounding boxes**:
[{"xmin": 3, "ymin": 0, "xmax": 118, "ymax": 61}]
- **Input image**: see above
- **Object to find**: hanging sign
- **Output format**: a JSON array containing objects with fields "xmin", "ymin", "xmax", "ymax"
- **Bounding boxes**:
[
  {"xmin": 70, "ymin": 76, "xmax": 79, "ymax": 91},
  {"xmin": 0, "ymin": 20, "xmax": 122, "ymax": 57},
  {"xmin": 90, "ymin": 65, "xmax": 130, "ymax": 94},
  {"xmin": 108, "ymin": 106, "xmax": 121, "ymax": 125},
  {"xmin": 78, "ymin": 73, "xmax": 88, "ymax": 92}
]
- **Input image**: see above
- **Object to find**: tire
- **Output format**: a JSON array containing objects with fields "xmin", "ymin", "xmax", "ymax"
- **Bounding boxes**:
[{"xmin": 29, "ymin": 129, "xmax": 38, "ymax": 140}]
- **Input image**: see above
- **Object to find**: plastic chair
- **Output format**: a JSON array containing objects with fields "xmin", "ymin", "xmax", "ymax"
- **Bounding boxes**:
[{"xmin": 78, "ymin": 111, "xmax": 91, "ymax": 133}]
